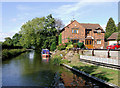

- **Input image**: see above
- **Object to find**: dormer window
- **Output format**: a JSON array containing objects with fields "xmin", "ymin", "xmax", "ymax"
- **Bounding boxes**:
[{"xmin": 97, "ymin": 30, "xmax": 101, "ymax": 34}]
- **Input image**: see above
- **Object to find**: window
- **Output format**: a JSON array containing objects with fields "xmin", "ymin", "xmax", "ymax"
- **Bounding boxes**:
[
  {"xmin": 97, "ymin": 39, "xmax": 101, "ymax": 44},
  {"xmin": 72, "ymin": 29, "xmax": 78, "ymax": 34},
  {"xmin": 85, "ymin": 40, "xmax": 93, "ymax": 45},
  {"xmin": 71, "ymin": 39, "xmax": 79, "ymax": 43},
  {"xmin": 97, "ymin": 30, "xmax": 101, "ymax": 34}
]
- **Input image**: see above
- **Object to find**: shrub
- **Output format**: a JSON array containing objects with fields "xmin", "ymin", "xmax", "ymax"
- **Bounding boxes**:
[
  {"xmin": 73, "ymin": 43, "xmax": 78, "ymax": 48},
  {"xmin": 2, "ymin": 49, "xmax": 26, "ymax": 61},
  {"xmin": 51, "ymin": 55, "xmax": 62, "ymax": 65},
  {"xmin": 50, "ymin": 42, "xmax": 56, "ymax": 51},
  {"xmin": 77, "ymin": 42, "xmax": 85, "ymax": 49},
  {"xmin": 66, "ymin": 44, "xmax": 73, "ymax": 51},
  {"xmin": 61, "ymin": 59, "xmax": 71, "ymax": 64},
  {"xmin": 57, "ymin": 44, "xmax": 66, "ymax": 50}
]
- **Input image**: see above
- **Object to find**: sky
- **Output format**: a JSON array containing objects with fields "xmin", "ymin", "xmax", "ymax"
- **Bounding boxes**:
[{"xmin": 0, "ymin": 0, "xmax": 119, "ymax": 42}]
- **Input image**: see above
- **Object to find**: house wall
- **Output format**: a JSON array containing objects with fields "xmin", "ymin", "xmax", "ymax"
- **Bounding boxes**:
[
  {"xmin": 93, "ymin": 33, "xmax": 105, "ymax": 49},
  {"xmin": 108, "ymin": 40, "xmax": 117, "ymax": 45},
  {"xmin": 62, "ymin": 21, "xmax": 85, "ymax": 43},
  {"xmin": 61, "ymin": 21, "xmax": 105, "ymax": 49}
]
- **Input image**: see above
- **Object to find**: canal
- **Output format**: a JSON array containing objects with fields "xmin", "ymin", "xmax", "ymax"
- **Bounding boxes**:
[{"xmin": 2, "ymin": 50, "xmax": 109, "ymax": 87}]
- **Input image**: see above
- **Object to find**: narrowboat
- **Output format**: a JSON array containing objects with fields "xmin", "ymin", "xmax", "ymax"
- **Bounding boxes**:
[{"xmin": 41, "ymin": 49, "xmax": 50, "ymax": 58}]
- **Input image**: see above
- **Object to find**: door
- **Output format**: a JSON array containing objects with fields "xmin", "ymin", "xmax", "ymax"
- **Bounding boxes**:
[{"xmin": 85, "ymin": 39, "xmax": 93, "ymax": 49}]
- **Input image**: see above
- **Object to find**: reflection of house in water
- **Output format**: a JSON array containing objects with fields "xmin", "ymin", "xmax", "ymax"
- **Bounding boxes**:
[
  {"xmin": 60, "ymin": 71, "xmax": 85, "ymax": 86},
  {"xmin": 60, "ymin": 70, "xmax": 96, "ymax": 87}
]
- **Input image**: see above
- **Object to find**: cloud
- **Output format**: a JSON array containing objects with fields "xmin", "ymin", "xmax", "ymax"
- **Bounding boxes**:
[
  {"xmin": 52, "ymin": 1, "xmax": 88, "ymax": 16},
  {"xmin": 16, "ymin": 5, "xmax": 33, "ymax": 11},
  {"xmin": 0, "ymin": 32, "xmax": 16, "ymax": 42},
  {"xmin": 52, "ymin": 1, "xmax": 93, "ymax": 25},
  {"xmin": 11, "ymin": 18, "xmax": 17, "ymax": 22}
]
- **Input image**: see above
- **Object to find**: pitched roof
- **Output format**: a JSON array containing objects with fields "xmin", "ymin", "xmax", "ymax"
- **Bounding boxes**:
[
  {"xmin": 80, "ymin": 23, "xmax": 102, "ymax": 29},
  {"xmin": 61, "ymin": 20, "xmax": 105, "ymax": 32},
  {"xmin": 107, "ymin": 32, "xmax": 118, "ymax": 40}
]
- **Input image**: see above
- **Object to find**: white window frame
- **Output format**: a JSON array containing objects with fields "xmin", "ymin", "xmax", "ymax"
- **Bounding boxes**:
[
  {"xmin": 72, "ymin": 29, "xmax": 78, "ymax": 34},
  {"xmin": 97, "ymin": 39, "xmax": 101, "ymax": 44}
]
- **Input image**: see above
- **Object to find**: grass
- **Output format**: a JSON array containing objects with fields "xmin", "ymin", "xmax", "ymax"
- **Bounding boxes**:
[
  {"xmin": 52, "ymin": 50, "xmax": 119, "ymax": 86},
  {"xmin": 67, "ymin": 60, "xmax": 119, "ymax": 86}
]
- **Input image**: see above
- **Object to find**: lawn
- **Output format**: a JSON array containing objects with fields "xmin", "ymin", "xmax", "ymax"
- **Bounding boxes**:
[
  {"xmin": 52, "ymin": 50, "xmax": 119, "ymax": 86},
  {"xmin": 67, "ymin": 60, "xmax": 119, "ymax": 86}
]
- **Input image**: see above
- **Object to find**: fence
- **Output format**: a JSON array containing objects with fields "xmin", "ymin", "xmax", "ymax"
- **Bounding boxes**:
[{"xmin": 80, "ymin": 55, "xmax": 120, "ymax": 66}]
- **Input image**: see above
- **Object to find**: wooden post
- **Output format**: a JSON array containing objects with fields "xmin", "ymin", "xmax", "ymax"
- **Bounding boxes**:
[
  {"xmin": 77, "ymin": 48, "xmax": 79, "ymax": 54},
  {"xmin": 81, "ymin": 49, "xmax": 83, "ymax": 55},
  {"xmin": 92, "ymin": 49, "xmax": 94, "ymax": 56},
  {"xmin": 108, "ymin": 49, "xmax": 110, "ymax": 58}
]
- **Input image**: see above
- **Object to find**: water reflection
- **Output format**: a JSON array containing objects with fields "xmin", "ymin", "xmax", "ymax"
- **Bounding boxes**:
[
  {"xmin": 42, "ymin": 57, "xmax": 49, "ymax": 63},
  {"xmin": 2, "ymin": 51, "xmax": 108, "ymax": 87},
  {"xmin": 29, "ymin": 51, "xmax": 34, "ymax": 60}
]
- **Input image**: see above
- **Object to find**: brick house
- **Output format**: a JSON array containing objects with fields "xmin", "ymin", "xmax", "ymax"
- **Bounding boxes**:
[{"xmin": 60, "ymin": 20, "xmax": 105, "ymax": 49}]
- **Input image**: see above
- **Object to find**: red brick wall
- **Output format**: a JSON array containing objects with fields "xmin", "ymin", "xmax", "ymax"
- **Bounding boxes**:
[
  {"xmin": 61, "ymin": 21, "xmax": 105, "ymax": 49},
  {"xmin": 62, "ymin": 20, "xmax": 85, "ymax": 43},
  {"xmin": 93, "ymin": 33, "xmax": 105, "ymax": 49}
]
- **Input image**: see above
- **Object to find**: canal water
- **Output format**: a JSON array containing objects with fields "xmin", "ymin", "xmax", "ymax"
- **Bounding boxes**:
[{"xmin": 2, "ymin": 50, "xmax": 108, "ymax": 87}]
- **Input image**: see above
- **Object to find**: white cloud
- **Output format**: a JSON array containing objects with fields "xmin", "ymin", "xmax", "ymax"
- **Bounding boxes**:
[
  {"xmin": 52, "ymin": 1, "xmax": 88, "ymax": 16},
  {"xmin": 0, "ymin": 32, "xmax": 16, "ymax": 42},
  {"xmin": 52, "ymin": 1, "xmax": 93, "ymax": 25},
  {"xmin": 16, "ymin": 5, "xmax": 33, "ymax": 11},
  {"xmin": 11, "ymin": 18, "xmax": 17, "ymax": 22}
]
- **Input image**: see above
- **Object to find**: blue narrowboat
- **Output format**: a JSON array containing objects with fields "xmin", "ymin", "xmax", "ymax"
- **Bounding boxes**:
[{"xmin": 41, "ymin": 49, "xmax": 50, "ymax": 58}]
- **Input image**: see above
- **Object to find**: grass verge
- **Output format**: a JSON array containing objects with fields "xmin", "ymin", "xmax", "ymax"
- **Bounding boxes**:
[{"xmin": 67, "ymin": 61, "xmax": 119, "ymax": 86}]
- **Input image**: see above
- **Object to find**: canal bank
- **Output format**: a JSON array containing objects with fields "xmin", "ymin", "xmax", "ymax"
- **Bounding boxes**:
[
  {"xmin": 2, "ymin": 49, "xmax": 29, "ymax": 61},
  {"xmin": 2, "ymin": 50, "xmax": 111, "ymax": 87},
  {"xmin": 61, "ymin": 64, "xmax": 118, "ymax": 88},
  {"xmin": 51, "ymin": 50, "xmax": 120, "ymax": 87}
]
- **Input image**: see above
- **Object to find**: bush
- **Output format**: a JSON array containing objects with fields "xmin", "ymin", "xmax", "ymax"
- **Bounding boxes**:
[
  {"xmin": 50, "ymin": 55, "xmax": 62, "ymax": 65},
  {"xmin": 2, "ymin": 49, "xmax": 26, "ymax": 61},
  {"xmin": 50, "ymin": 42, "xmax": 56, "ymax": 51},
  {"xmin": 73, "ymin": 43, "xmax": 78, "ymax": 48},
  {"xmin": 66, "ymin": 44, "xmax": 73, "ymax": 51},
  {"xmin": 61, "ymin": 59, "xmax": 71, "ymax": 64},
  {"xmin": 77, "ymin": 42, "xmax": 85, "ymax": 49},
  {"xmin": 57, "ymin": 44, "xmax": 66, "ymax": 50}
]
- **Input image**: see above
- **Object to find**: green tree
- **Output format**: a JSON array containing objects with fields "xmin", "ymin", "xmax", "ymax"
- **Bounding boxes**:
[
  {"xmin": 50, "ymin": 42, "xmax": 56, "ymax": 51},
  {"xmin": 19, "ymin": 14, "xmax": 57, "ymax": 50},
  {"xmin": 19, "ymin": 17, "xmax": 46, "ymax": 49},
  {"xmin": 105, "ymin": 17, "xmax": 117, "ymax": 40},
  {"xmin": 3, "ymin": 37, "xmax": 13, "ymax": 46},
  {"xmin": 117, "ymin": 22, "xmax": 120, "ymax": 41},
  {"xmin": 12, "ymin": 33, "xmax": 22, "ymax": 46},
  {"xmin": 58, "ymin": 33, "xmax": 62, "ymax": 45}
]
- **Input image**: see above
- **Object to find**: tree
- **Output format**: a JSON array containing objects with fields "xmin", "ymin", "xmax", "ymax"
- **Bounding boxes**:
[
  {"xmin": 19, "ymin": 17, "xmax": 46, "ymax": 49},
  {"xmin": 105, "ymin": 17, "xmax": 117, "ymax": 40},
  {"xmin": 12, "ymin": 33, "xmax": 22, "ymax": 46},
  {"xmin": 117, "ymin": 22, "xmax": 120, "ymax": 41},
  {"xmin": 3, "ymin": 37, "xmax": 13, "ymax": 46},
  {"xmin": 55, "ymin": 18, "xmax": 64, "ymax": 32},
  {"xmin": 19, "ymin": 14, "xmax": 58, "ymax": 50},
  {"xmin": 50, "ymin": 42, "xmax": 56, "ymax": 51}
]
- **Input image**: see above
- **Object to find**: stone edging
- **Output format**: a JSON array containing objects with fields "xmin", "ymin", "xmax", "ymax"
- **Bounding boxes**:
[{"xmin": 62, "ymin": 63, "xmax": 119, "ymax": 88}]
